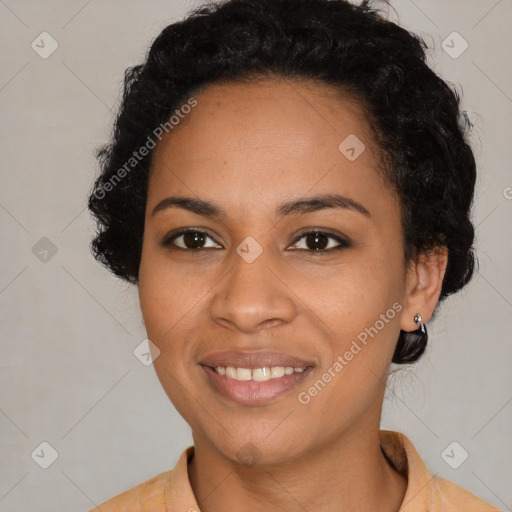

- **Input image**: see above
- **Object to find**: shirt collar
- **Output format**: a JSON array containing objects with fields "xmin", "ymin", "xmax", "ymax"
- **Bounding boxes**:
[{"xmin": 379, "ymin": 429, "xmax": 435, "ymax": 510}]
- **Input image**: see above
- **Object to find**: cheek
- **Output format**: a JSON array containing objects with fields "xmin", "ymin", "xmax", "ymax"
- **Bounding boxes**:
[
  {"xmin": 138, "ymin": 247, "xmax": 218, "ymax": 396},
  {"xmin": 297, "ymin": 247, "xmax": 405, "ymax": 414},
  {"xmin": 138, "ymin": 255, "xmax": 204, "ymax": 420},
  {"xmin": 295, "ymin": 276, "xmax": 403, "ymax": 434},
  {"xmin": 301, "ymin": 253, "xmax": 405, "ymax": 338},
  {"xmin": 138, "ymin": 246, "xmax": 205, "ymax": 335}
]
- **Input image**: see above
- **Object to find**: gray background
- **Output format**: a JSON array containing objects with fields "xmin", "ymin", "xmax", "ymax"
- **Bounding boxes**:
[{"xmin": 1, "ymin": 0, "xmax": 511, "ymax": 510}]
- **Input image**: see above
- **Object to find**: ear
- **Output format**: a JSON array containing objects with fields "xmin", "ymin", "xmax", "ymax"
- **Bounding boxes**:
[{"xmin": 400, "ymin": 245, "xmax": 449, "ymax": 332}]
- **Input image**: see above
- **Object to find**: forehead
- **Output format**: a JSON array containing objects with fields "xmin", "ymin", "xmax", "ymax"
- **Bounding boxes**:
[{"xmin": 148, "ymin": 77, "xmax": 394, "ymax": 221}]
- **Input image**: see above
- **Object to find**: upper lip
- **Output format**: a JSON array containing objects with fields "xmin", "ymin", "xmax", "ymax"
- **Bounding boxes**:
[{"xmin": 199, "ymin": 350, "xmax": 314, "ymax": 369}]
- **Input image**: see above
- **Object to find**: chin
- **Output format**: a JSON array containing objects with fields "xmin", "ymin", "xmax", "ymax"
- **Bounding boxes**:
[{"xmin": 192, "ymin": 421, "xmax": 314, "ymax": 468}]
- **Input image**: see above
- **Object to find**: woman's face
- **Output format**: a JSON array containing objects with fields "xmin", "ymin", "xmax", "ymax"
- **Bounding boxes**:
[{"xmin": 138, "ymin": 78, "xmax": 421, "ymax": 464}]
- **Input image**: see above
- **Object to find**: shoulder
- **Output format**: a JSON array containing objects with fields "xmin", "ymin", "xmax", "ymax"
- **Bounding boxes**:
[
  {"xmin": 89, "ymin": 470, "xmax": 171, "ymax": 512},
  {"xmin": 88, "ymin": 446, "xmax": 195, "ymax": 512},
  {"xmin": 430, "ymin": 474, "xmax": 503, "ymax": 512},
  {"xmin": 379, "ymin": 431, "xmax": 502, "ymax": 512}
]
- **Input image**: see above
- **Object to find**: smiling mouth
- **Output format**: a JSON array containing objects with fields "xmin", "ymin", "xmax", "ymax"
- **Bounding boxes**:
[
  {"xmin": 209, "ymin": 365, "xmax": 308, "ymax": 381},
  {"xmin": 201, "ymin": 364, "xmax": 314, "ymax": 405}
]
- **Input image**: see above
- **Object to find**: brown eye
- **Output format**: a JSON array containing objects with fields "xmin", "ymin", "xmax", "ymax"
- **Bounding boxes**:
[
  {"xmin": 305, "ymin": 232, "xmax": 329, "ymax": 251},
  {"xmin": 289, "ymin": 230, "xmax": 351, "ymax": 253},
  {"xmin": 161, "ymin": 229, "xmax": 221, "ymax": 250}
]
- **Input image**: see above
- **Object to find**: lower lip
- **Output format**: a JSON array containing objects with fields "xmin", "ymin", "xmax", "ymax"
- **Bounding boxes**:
[{"xmin": 201, "ymin": 365, "xmax": 313, "ymax": 406}]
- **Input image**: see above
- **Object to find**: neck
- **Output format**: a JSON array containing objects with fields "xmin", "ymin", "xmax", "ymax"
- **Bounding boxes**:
[{"xmin": 188, "ymin": 423, "xmax": 407, "ymax": 512}]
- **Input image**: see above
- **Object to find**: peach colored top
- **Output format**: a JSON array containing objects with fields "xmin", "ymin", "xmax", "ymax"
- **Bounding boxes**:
[{"xmin": 91, "ymin": 430, "xmax": 502, "ymax": 511}]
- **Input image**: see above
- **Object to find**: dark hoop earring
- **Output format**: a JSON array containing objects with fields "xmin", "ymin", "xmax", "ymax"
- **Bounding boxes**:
[{"xmin": 391, "ymin": 313, "xmax": 428, "ymax": 364}]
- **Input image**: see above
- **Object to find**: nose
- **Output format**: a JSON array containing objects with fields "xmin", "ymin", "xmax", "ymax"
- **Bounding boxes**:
[{"xmin": 209, "ymin": 245, "xmax": 297, "ymax": 333}]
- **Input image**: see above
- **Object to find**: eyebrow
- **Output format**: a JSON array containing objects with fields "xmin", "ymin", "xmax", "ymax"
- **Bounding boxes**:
[{"xmin": 151, "ymin": 193, "xmax": 371, "ymax": 219}]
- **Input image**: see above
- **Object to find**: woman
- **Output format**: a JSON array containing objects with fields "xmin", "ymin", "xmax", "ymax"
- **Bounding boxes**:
[{"xmin": 87, "ymin": 0, "xmax": 501, "ymax": 510}]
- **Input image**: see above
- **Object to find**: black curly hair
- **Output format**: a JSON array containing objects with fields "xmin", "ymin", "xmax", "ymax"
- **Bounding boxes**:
[{"xmin": 88, "ymin": 0, "xmax": 477, "ymax": 365}]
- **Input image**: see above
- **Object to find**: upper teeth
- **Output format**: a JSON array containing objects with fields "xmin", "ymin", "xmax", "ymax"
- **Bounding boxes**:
[{"xmin": 215, "ymin": 366, "xmax": 306, "ymax": 381}]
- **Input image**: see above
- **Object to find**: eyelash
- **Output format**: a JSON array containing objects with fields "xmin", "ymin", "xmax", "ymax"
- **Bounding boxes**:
[{"xmin": 160, "ymin": 228, "xmax": 351, "ymax": 254}]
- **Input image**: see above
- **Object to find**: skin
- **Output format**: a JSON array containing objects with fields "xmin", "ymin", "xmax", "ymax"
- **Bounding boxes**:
[{"xmin": 138, "ymin": 77, "xmax": 448, "ymax": 512}]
